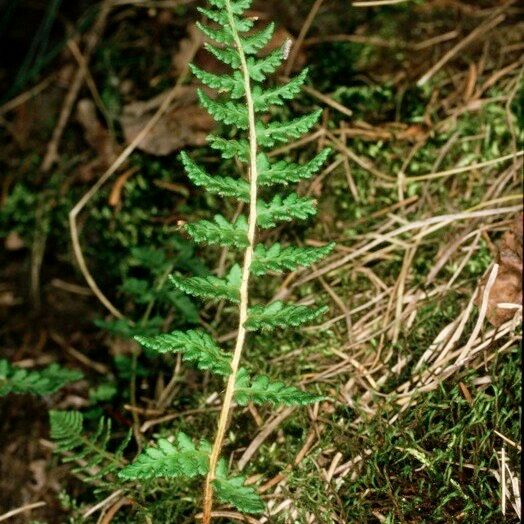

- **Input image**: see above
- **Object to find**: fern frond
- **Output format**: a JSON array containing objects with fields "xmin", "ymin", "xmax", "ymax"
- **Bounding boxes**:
[
  {"xmin": 253, "ymin": 68, "xmax": 308, "ymax": 110},
  {"xmin": 119, "ymin": 433, "xmax": 211, "ymax": 480},
  {"xmin": 199, "ymin": 7, "xmax": 253, "ymax": 33},
  {"xmin": 170, "ymin": 264, "xmax": 241, "ymax": 303},
  {"xmin": 186, "ymin": 215, "xmax": 248, "ymax": 248},
  {"xmin": 246, "ymin": 47, "xmax": 284, "ymax": 81},
  {"xmin": 245, "ymin": 301, "xmax": 328, "ymax": 331},
  {"xmin": 235, "ymin": 368, "xmax": 324, "ymax": 406},
  {"xmin": 240, "ymin": 23, "xmax": 275, "ymax": 55},
  {"xmin": 251, "ymin": 242, "xmax": 335, "ymax": 275},
  {"xmin": 257, "ymin": 194, "xmax": 316, "ymax": 229},
  {"xmin": 0, "ymin": 360, "xmax": 82, "ymax": 396},
  {"xmin": 214, "ymin": 460, "xmax": 264, "ymax": 513},
  {"xmin": 258, "ymin": 148, "xmax": 331, "ymax": 186},
  {"xmin": 208, "ymin": 135, "xmax": 249, "ymax": 161},
  {"xmin": 136, "ymin": 329, "xmax": 231, "ymax": 375},
  {"xmin": 257, "ymin": 110, "xmax": 322, "ymax": 148},
  {"xmin": 208, "ymin": 0, "xmax": 252, "ymax": 16},
  {"xmin": 204, "ymin": 42, "xmax": 241, "ymax": 69},
  {"xmin": 50, "ymin": 411, "xmax": 129, "ymax": 484},
  {"xmin": 190, "ymin": 65, "xmax": 244, "ymax": 98},
  {"xmin": 196, "ymin": 21, "xmax": 233, "ymax": 45},
  {"xmin": 180, "ymin": 152, "xmax": 249, "ymax": 201},
  {"xmin": 198, "ymin": 89, "xmax": 248, "ymax": 128}
]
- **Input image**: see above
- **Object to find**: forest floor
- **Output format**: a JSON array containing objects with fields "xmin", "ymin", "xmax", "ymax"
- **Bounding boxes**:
[{"xmin": 0, "ymin": 0, "xmax": 522, "ymax": 523}]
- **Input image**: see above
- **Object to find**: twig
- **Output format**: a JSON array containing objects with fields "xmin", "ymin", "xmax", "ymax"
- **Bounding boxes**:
[
  {"xmin": 0, "ymin": 502, "xmax": 46, "ymax": 522},
  {"xmin": 417, "ymin": 13, "xmax": 506, "ymax": 86},
  {"xmin": 68, "ymin": 36, "xmax": 201, "ymax": 318},
  {"xmin": 0, "ymin": 74, "xmax": 54, "ymax": 116},
  {"xmin": 41, "ymin": 1, "xmax": 112, "ymax": 171},
  {"xmin": 284, "ymin": 0, "xmax": 324, "ymax": 76}
]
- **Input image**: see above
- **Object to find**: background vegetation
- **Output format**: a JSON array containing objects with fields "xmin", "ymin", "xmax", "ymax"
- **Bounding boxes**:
[{"xmin": 0, "ymin": 0, "xmax": 521, "ymax": 522}]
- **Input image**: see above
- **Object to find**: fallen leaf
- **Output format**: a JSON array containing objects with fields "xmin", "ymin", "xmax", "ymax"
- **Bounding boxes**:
[
  {"xmin": 476, "ymin": 213, "xmax": 523, "ymax": 327},
  {"xmin": 120, "ymin": 87, "xmax": 214, "ymax": 156}
]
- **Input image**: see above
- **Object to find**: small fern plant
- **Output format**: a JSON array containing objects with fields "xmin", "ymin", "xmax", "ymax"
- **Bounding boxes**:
[{"xmin": 118, "ymin": 1, "xmax": 334, "ymax": 521}]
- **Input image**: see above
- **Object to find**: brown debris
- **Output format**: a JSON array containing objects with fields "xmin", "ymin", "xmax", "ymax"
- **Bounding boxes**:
[
  {"xmin": 476, "ymin": 213, "xmax": 523, "ymax": 327},
  {"xmin": 120, "ymin": 87, "xmax": 214, "ymax": 156},
  {"xmin": 76, "ymin": 99, "xmax": 119, "ymax": 168}
]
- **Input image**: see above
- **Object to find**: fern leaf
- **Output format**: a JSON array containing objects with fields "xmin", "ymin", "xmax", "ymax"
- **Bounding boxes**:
[
  {"xmin": 254, "ymin": 68, "xmax": 308, "ymax": 110},
  {"xmin": 251, "ymin": 242, "xmax": 335, "ymax": 275},
  {"xmin": 0, "ymin": 360, "xmax": 82, "ymax": 396},
  {"xmin": 186, "ymin": 215, "xmax": 248, "ymax": 248},
  {"xmin": 196, "ymin": 21, "xmax": 232, "ymax": 45},
  {"xmin": 257, "ymin": 110, "xmax": 322, "ymax": 148},
  {"xmin": 257, "ymin": 194, "xmax": 316, "ymax": 229},
  {"xmin": 245, "ymin": 301, "xmax": 328, "ymax": 331},
  {"xmin": 204, "ymin": 42, "xmax": 241, "ymax": 69},
  {"xmin": 235, "ymin": 368, "xmax": 325, "ymax": 406},
  {"xmin": 258, "ymin": 148, "xmax": 331, "ymax": 186},
  {"xmin": 214, "ymin": 460, "xmax": 265, "ymax": 513},
  {"xmin": 246, "ymin": 47, "xmax": 284, "ymax": 81},
  {"xmin": 170, "ymin": 264, "xmax": 241, "ymax": 303},
  {"xmin": 180, "ymin": 152, "xmax": 249, "ymax": 201},
  {"xmin": 240, "ymin": 23, "xmax": 275, "ymax": 55},
  {"xmin": 199, "ymin": 7, "xmax": 253, "ymax": 33},
  {"xmin": 208, "ymin": 0, "xmax": 252, "ymax": 15},
  {"xmin": 119, "ymin": 433, "xmax": 211, "ymax": 480},
  {"xmin": 50, "ymin": 411, "xmax": 128, "ymax": 484},
  {"xmin": 198, "ymin": 7, "xmax": 230, "ymax": 28},
  {"xmin": 135, "ymin": 329, "xmax": 231, "ymax": 375},
  {"xmin": 208, "ymin": 135, "xmax": 249, "ymax": 161},
  {"xmin": 190, "ymin": 65, "xmax": 244, "ymax": 98},
  {"xmin": 198, "ymin": 89, "xmax": 248, "ymax": 128}
]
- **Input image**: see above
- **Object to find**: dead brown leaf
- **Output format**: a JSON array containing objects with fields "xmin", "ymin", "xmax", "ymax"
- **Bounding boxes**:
[
  {"xmin": 476, "ymin": 213, "xmax": 523, "ymax": 327},
  {"xmin": 120, "ymin": 87, "xmax": 214, "ymax": 156}
]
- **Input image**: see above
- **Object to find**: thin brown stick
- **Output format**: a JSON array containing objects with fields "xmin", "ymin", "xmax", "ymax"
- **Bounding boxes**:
[
  {"xmin": 68, "ymin": 39, "xmax": 200, "ymax": 318},
  {"xmin": 0, "ymin": 502, "xmax": 46, "ymax": 522},
  {"xmin": 284, "ymin": 0, "xmax": 324, "ymax": 76},
  {"xmin": 41, "ymin": 1, "xmax": 111, "ymax": 171},
  {"xmin": 417, "ymin": 13, "xmax": 506, "ymax": 86}
]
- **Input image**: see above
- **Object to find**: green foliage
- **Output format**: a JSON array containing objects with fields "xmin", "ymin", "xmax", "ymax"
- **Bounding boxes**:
[
  {"xmin": 246, "ymin": 302, "xmax": 328, "ymax": 331},
  {"xmin": 185, "ymin": 214, "xmax": 248, "ymax": 247},
  {"xmin": 235, "ymin": 368, "xmax": 324, "ymax": 406},
  {"xmin": 257, "ymin": 194, "xmax": 317, "ymax": 228},
  {"xmin": 258, "ymin": 149, "xmax": 332, "ymax": 186},
  {"xmin": 135, "ymin": 329, "xmax": 231, "ymax": 375},
  {"xmin": 170, "ymin": 264, "xmax": 242, "ymax": 303},
  {"xmin": 118, "ymin": 433, "xmax": 211, "ymax": 480},
  {"xmin": 0, "ymin": 360, "xmax": 82, "ymax": 396},
  {"xmin": 252, "ymin": 242, "xmax": 335, "ymax": 276},
  {"xmin": 50, "ymin": 411, "xmax": 131, "ymax": 485},
  {"xmin": 257, "ymin": 110, "xmax": 322, "ymax": 148},
  {"xmin": 180, "ymin": 151, "xmax": 250, "ymax": 201},
  {"xmin": 116, "ymin": 0, "xmax": 333, "ymax": 518},
  {"xmin": 214, "ymin": 461, "xmax": 264, "ymax": 513}
]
